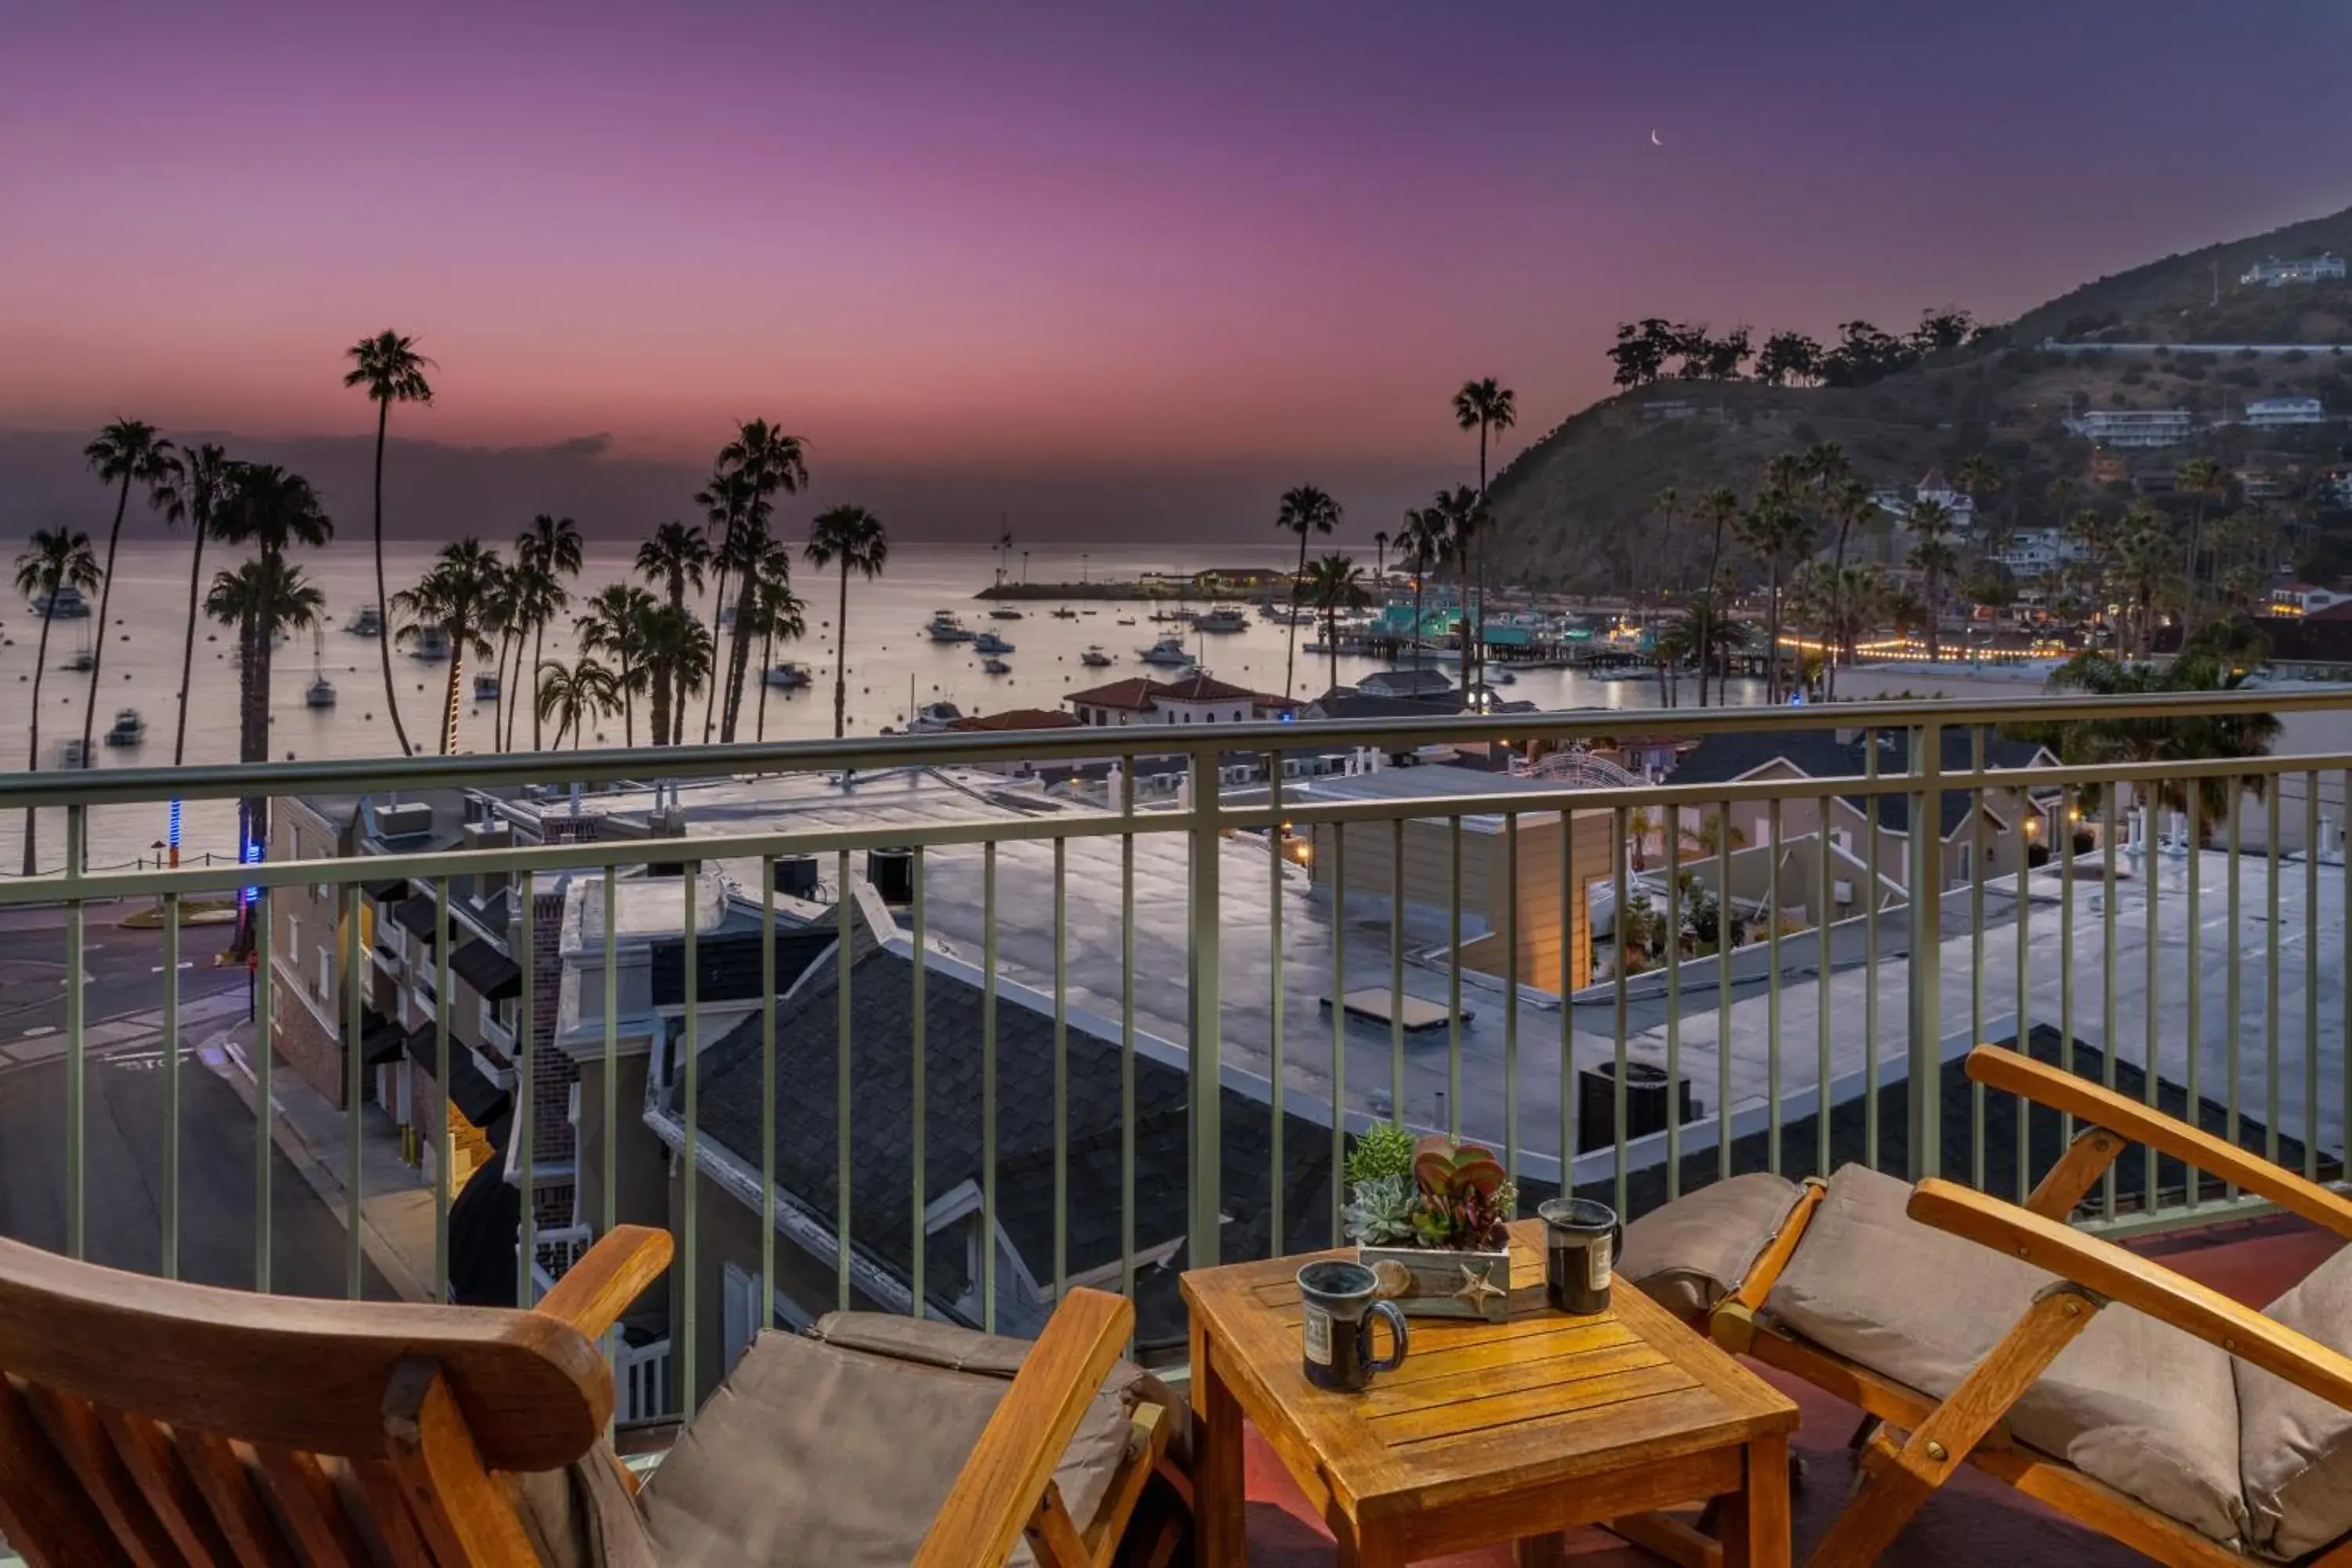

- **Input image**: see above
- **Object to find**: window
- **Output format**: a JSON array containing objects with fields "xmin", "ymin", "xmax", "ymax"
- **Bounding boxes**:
[
  {"xmin": 317, "ymin": 946, "xmax": 332, "ymax": 1002},
  {"xmin": 288, "ymin": 915, "xmax": 300, "ymax": 959},
  {"xmin": 720, "ymin": 1262, "xmax": 758, "ymax": 1374}
]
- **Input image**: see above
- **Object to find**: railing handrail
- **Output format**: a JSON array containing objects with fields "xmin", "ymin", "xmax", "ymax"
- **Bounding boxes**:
[{"xmin": 0, "ymin": 687, "xmax": 2332, "ymax": 811}]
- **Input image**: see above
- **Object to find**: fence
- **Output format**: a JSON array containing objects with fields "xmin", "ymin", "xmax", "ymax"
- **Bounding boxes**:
[{"xmin": 0, "ymin": 691, "xmax": 2341, "ymax": 1411}]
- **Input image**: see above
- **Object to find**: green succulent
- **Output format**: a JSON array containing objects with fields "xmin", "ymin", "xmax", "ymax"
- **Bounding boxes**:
[
  {"xmin": 1341, "ymin": 1172, "xmax": 1417, "ymax": 1246},
  {"xmin": 1345, "ymin": 1123, "xmax": 1417, "ymax": 1187}
]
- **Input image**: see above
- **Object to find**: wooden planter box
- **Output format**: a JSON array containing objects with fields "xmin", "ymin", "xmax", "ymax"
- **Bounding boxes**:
[{"xmin": 1356, "ymin": 1233, "xmax": 1545, "ymax": 1322}]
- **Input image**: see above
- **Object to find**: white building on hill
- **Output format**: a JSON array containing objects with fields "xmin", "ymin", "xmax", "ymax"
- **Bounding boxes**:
[
  {"xmin": 2242, "ymin": 253, "xmax": 2347, "ymax": 288},
  {"xmin": 2064, "ymin": 408, "xmax": 2195, "ymax": 448},
  {"xmin": 2243, "ymin": 396, "xmax": 2327, "ymax": 429}
]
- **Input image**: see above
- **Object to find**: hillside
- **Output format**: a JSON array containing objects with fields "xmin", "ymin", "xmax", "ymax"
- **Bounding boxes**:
[{"xmin": 1490, "ymin": 205, "xmax": 2352, "ymax": 592}]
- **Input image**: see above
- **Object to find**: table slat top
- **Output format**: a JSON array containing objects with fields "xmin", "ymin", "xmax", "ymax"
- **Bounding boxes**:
[{"xmin": 1181, "ymin": 1219, "xmax": 1798, "ymax": 1515}]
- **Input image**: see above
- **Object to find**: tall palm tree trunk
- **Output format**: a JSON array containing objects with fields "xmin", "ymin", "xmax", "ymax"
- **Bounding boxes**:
[
  {"xmin": 724, "ymin": 556, "xmax": 761, "ymax": 742},
  {"xmin": 1472, "ymin": 425, "xmax": 1488, "ymax": 692},
  {"xmin": 1825, "ymin": 519, "xmax": 1853, "ymax": 702},
  {"xmin": 79, "ymin": 478, "xmax": 131, "ymax": 761},
  {"xmin": 1326, "ymin": 603, "xmax": 1341, "ymax": 695},
  {"xmin": 1283, "ymin": 535, "xmax": 1307, "ymax": 699},
  {"xmin": 1765, "ymin": 566, "xmax": 1784, "ymax": 703},
  {"xmin": 23, "ymin": 608, "xmax": 55, "ymax": 874},
  {"xmin": 370, "ymin": 401, "xmax": 412, "ymax": 755},
  {"xmin": 756, "ymin": 628, "xmax": 773, "ymax": 741},
  {"xmin": 490, "ymin": 630, "xmax": 514, "ymax": 750},
  {"xmin": 172, "ymin": 521, "xmax": 207, "ymax": 767},
  {"xmin": 702, "ymin": 564, "xmax": 729, "ymax": 743},
  {"xmin": 621, "ymin": 656, "xmax": 637, "ymax": 748},
  {"xmin": 831, "ymin": 563, "xmax": 851, "ymax": 739},
  {"xmin": 529, "ymin": 623, "xmax": 546, "ymax": 749},
  {"xmin": 441, "ymin": 645, "xmax": 463, "ymax": 756},
  {"xmin": 1411, "ymin": 576, "xmax": 1425, "ymax": 673},
  {"xmin": 648, "ymin": 658, "xmax": 670, "ymax": 751}
]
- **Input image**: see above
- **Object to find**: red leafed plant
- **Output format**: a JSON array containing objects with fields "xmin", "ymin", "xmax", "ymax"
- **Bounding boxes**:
[{"xmin": 1405, "ymin": 1134, "xmax": 1515, "ymax": 1250}]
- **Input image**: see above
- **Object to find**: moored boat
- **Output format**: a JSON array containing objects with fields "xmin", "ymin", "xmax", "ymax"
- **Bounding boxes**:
[
  {"xmin": 982, "ymin": 655, "xmax": 1011, "ymax": 675},
  {"xmin": 764, "ymin": 662, "xmax": 812, "ymax": 689},
  {"xmin": 924, "ymin": 610, "xmax": 974, "ymax": 642},
  {"xmin": 1138, "ymin": 633, "xmax": 1195, "ymax": 668},
  {"xmin": 345, "ymin": 605, "xmax": 383, "ymax": 637},
  {"xmin": 1080, "ymin": 644, "xmax": 1112, "ymax": 667},
  {"xmin": 973, "ymin": 630, "xmax": 1014, "ymax": 655},
  {"xmin": 103, "ymin": 708, "xmax": 145, "ymax": 747}
]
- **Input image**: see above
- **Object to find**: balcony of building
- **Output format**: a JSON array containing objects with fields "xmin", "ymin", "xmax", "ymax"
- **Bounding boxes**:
[{"xmin": 0, "ymin": 691, "xmax": 2347, "ymax": 1565}]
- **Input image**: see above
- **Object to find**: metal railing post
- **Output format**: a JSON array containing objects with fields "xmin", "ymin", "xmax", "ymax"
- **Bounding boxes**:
[
  {"xmin": 1907, "ymin": 720, "xmax": 1943, "ymax": 1181},
  {"xmin": 1187, "ymin": 746, "xmax": 1222, "ymax": 1270}
]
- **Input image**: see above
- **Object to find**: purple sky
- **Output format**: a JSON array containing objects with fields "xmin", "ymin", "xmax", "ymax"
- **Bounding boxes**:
[{"xmin": 5, "ymin": 2, "xmax": 2350, "ymax": 532}]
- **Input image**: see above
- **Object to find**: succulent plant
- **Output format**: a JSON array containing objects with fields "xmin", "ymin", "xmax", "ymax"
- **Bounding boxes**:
[
  {"xmin": 1410, "ymin": 1134, "xmax": 1506, "ymax": 1201},
  {"xmin": 1344, "ymin": 1123, "xmax": 1416, "ymax": 1187},
  {"xmin": 1341, "ymin": 1172, "xmax": 1417, "ymax": 1247}
]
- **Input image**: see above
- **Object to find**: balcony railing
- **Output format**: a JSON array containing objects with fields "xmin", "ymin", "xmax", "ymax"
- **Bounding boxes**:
[{"xmin": 0, "ymin": 691, "xmax": 2343, "ymax": 1417}]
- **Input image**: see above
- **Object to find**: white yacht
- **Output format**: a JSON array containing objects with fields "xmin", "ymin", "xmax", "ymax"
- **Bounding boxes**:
[
  {"xmin": 345, "ymin": 605, "xmax": 383, "ymax": 637},
  {"xmin": 973, "ymin": 630, "xmax": 1014, "ymax": 655},
  {"xmin": 31, "ymin": 585, "xmax": 90, "ymax": 619},
  {"xmin": 1195, "ymin": 604, "xmax": 1249, "ymax": 633},
  {"xmin": 764, "ymin": 662, "xmax": 812, "ymax": 689},
  {"xmin": 924, "ymin": 610, "xmax": 974, "ymax": 643},
  {"xmin": 908, "ymin": 700, "xmax": 964, "ymax": 731},
  {"xmin": 1138, "ymin": 633, "xmax": 1196, "ymax": 668},
  {"xmin": 473, "ymin": 673, "xmax": 501, "ymax": 702},
  {"xmin": 1080, "ymin": 644, "xmax": 1113, "ymax": 667},
  {"xmin": 408, "ymin": 626, "xmax": 451, "ymax": 661},
  {"xmin": 103, "ymin": 709, "xmax": 146, "ymax": 747}
]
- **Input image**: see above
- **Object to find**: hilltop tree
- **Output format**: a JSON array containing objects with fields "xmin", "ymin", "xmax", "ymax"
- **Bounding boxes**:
[
  {"xmin": 1911, "ymin": 308, "xmax": 1976, "ymax": 354},
  {"xmin": 1752, "ymin": 331, "xmax": 1824, "ymax": 387},
  {"xmin": 1275, "ymin": 485, "xmax": 1342, "ymax": 699},
  {"xmin": 1606, "ymin": 318, "xmax": 1675, "ymax": 387},
  {"xmin": 13, "ymin": 529, "xmax": 101, "ymax": 873},
  {"xmin": 1453, "ymin": 378, "xmax": 1516, "ymax": 689},
  {"xmin": 343, "ymin": 331, "xmax": 434, "ymax": 755},
  {"xmin": 81, "ymin": 419, "xmax": 182, "ymax": 764},
  {"xmin": 804, "ymin": 505, "xmax": 889, "ymax": 739},
  {"xmin": 394, "ymin": 539, "xmax": 505, "ymax": 756}
]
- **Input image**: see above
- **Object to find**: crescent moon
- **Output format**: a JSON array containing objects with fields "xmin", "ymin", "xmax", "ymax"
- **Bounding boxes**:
[{"xmin": 1650, "ymin": 129, "xmax": 1664, "ymax": 147}]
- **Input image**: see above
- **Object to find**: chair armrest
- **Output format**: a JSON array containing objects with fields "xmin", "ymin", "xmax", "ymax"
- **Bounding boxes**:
[
  {"xmin": 1908, "ymin": 1179, "xmax": 2352, "ymax": 1412},
  {"xmin": 1966, "ymin": 1046, "xmax": 2352, "ymax": 1241},
  {"xmin": 531, "ymin": 1226, "xmax": 673, "ymax": 1341},
  {"xmin": 911, "ymin": 1287, "xmax": 1134, "ymax": 1568}
]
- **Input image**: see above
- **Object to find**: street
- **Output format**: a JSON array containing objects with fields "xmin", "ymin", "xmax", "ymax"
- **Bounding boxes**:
[{"xmin": 0, "ymin": 904, "xmax": 394, "ymax": 1299}]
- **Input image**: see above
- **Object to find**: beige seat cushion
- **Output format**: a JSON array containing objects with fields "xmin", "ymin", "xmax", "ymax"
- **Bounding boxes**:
[
  {"xmin": 1621, "ymin": 1171, "xmax": 1802, "ymax": 1318},
  {"xmin": 2236, "ymin": 1240, "xmax": 2352, "ymax": 1560},
  {"xmin": 634, "ymin": 1318, "xmax": 1144, "ymax": 1568},
  {"xmin": 1765, "ymin": 1165, "xmax": 2249, "ymax": 1549}
]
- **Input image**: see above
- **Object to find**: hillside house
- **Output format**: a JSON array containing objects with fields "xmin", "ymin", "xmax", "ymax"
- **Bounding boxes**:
[
  {"xmin": 2066, "ymin": 408, "xmax": 2196, "ymax": 448},
  {"xmin": 2241, "ymin": 253, "xmax": 2347, "ymax": 288}
]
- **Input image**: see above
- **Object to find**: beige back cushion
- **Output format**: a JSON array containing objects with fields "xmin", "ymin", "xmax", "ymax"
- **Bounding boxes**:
[
  {"xmin": 2237, "ymin": 1240, "xmax": 2352, "ymax": 1560},
  {"xmin": 1620, "ymin": 1171, "xmax": 1802, "ymax": 1318}
]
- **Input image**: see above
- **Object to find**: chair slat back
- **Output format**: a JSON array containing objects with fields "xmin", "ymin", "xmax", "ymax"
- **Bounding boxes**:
[{"xmin": 0, "ymin": 1233, "xmax": 610, "ymax": 1567}]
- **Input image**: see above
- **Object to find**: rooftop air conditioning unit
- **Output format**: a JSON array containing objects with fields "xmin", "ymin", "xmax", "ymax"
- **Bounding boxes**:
[
  {"xmin": 1833, "ymin": 879, "xmax": 1854, "ymax": 903},
  {"xmin": 374, "ymin": 802, "xmax": 434, "ymax": 842}
]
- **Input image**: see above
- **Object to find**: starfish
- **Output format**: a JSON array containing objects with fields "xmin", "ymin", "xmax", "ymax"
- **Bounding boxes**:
[{"xmin": 1452, "ymin": 1262, "xmax": 1506, "ymax": 1308}]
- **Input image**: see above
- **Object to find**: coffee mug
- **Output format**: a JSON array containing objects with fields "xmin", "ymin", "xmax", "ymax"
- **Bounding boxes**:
[
  {"xmin": 1537, "ymin": 1197, "xmax": 1623, "ymax": 1315},
  {"xmin": 1297, "ymin": 1260, "xmax": 1410, "ymax": 1392}
]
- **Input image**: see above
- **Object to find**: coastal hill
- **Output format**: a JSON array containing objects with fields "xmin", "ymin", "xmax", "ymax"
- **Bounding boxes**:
[{"xmin": 1489, "ymin": 204, "xmax": 2352, "ymax": 592}]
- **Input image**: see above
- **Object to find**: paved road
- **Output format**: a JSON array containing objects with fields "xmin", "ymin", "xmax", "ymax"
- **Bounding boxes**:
[{"xmin": 0, "ymin": 906, "xmax": 393, "ymax": 1300}]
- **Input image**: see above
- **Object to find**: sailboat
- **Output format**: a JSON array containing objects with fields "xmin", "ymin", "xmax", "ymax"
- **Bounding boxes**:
[{"xmin": 305, "ymin": 629, "xmax": 336, "ymax": 708}]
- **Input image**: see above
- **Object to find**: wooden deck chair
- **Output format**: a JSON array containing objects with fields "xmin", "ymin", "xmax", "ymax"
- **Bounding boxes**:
[
  {"xmin": 0, "ymin": 1223, "xmax": 1185, "ymax": 1567},
  {"xmin": 1626, "ymin": 1045, "xmax": 2352, "ymax": 1568}
]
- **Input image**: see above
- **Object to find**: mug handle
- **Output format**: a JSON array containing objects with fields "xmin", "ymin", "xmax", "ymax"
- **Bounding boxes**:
[{"xmin": 1359, "ymin": 1300, "xmax": 1410, "ymax": 1374}]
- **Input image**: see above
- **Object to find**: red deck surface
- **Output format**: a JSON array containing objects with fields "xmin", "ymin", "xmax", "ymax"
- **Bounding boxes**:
[{"xmin": 1233, "ymin": 1214, "xmax": 2339, "ymax": 1565}]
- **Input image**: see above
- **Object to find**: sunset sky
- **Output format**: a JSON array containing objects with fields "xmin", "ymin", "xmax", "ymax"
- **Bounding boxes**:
[{"xmin": 5, "ymin": 2, "xmax": 2351, "ymax": 531}]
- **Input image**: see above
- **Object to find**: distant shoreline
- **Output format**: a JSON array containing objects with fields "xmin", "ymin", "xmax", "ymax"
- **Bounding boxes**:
[{"xmin": 975, "ymin": 579, "xmax": 1276, "ymax": 603}]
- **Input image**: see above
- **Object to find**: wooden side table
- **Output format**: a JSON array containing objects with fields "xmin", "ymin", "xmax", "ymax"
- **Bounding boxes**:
[{"xmin": 1181, "ymin": 1220, "xmax": 1799, "ymax": 1567}]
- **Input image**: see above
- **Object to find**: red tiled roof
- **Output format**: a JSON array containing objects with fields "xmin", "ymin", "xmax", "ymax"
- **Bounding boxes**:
[
  {"xmin": 945, "ymin": 709, "xmax": 1082, "ymax": 731},
  {"xmin": 1065, "ymin": 678, "xmax": 1163, "ymax": 710},
  {"xmin": 1919, "ymin": 467, "xmax": 1951, "ymax": 491}
]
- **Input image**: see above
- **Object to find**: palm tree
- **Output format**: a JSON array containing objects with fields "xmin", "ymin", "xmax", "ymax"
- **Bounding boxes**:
[
  {"xmin": 13, "ymin": 530, "xmax": 101, "ymax": 873},
  {"xmin": 1955, "ymin": 453, "xmax": 2002, "ymax": 550},
  {"xmin": 343, "ymin": 331, "xmax": 434, "ymax": 755},
  {"xmin": 1819, "ymin": 475, "xmax": 1875, "ymax": 700},
  {"xmin": 1451, "ymin": 378, "xmax": 1516, "ymax": 691},
  {"xmin": 640, "ymin": 603, "xmax": 713, "ymax": 747},
  {"xmin": 80, "ymin": 420, "xmax": 182, "ymax": 761},
  {"xmin": 1691, "ymin": 486, "xmax": 1740, "ymax": 706},
  {"xmin": 394, "ymin": 539, "xmax": 505, "ymax": 756},
  {"xmin": 2174, "ymin": 457, "xmax": 2227, "ymax": 635},
  {"xmin": 692, "ymin": 468, "xmax": 750, "ymax": 743},
  {"xmin": 2115, "ymin": 506, "xmax": 2178, "ymax": 657},
  {"xmin": 169, "ymin": 445, "xmax": 234, "ymax": 769},
  {"xmin": 513, "ymin": 514, "xmax": 582, "ymax": 748},
  {"xmin": 1738, "ymin": 488, "xmax": 1816, "ymax": 702},
  {"xmin": 2009, "ymin": 650, "xmax": 2281, "ymax": 837},
  {"xmin": 713, "ymin": 421, "xmax": 808, "ymax": 742},
  {"xmin": 1299, "ymin": 553, "xmax": 1368, "ymax": 699},
  {"xmin": 1373, "ymin": 530, "xmax": 1389, "ymax": 583},
  {"xmin": 536, "ymin": 656, "xmax": 620, "ymax": 750},
  {"xmin": 1425, "ymin": 485, "xmax": 1485, "ymax": 677},
  {"xmin": 576, "ymin": 583, "xmax": 658, "ymax": 747},
  {"xmin": 1647, "ymin": 486, "xmax": 1680, "ymax": 614},
  {"xmin": 481, "ymin": 555, "xmax": 523, "ymax": 746},
  {"xmin": 1906, "ymin": 497, "xmax": 1959, "ymax": 661},
  {"xmin": 749, "ymin": 542, "xmax": 808, "ymax": 742},
  {"xmin": 636, "ymin": 520, "xmax": 709, "ymax": 739},
  {"xmin": 804, "ymin": 505, "xmax": 890, "ymax": 739},
  {"xmin": 206, "ymin": 560, "xmax": 328, "ymax": 777},
  {"xmin": 1276, "ymin": 485, "xmax": 1341, "ymax": 699},
  {"xmin": 1397, "ymin": 506, "xmax": 1450, "ymax": 675}
]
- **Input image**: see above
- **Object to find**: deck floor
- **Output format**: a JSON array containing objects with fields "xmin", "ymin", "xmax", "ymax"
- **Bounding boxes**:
[{"xmin": 1236, "ymin": 1213, "xmax": 2339, "ymax": 1564}]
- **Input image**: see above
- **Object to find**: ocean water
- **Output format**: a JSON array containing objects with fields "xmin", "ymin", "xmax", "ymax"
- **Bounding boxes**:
[{"xmin": 0, "ymin": 538, "xmax": 1755, "ymax": 872}]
